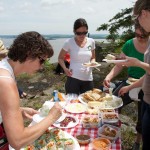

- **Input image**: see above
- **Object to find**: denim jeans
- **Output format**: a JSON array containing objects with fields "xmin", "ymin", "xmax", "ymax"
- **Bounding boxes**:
[{"xmin": 142, "ymin": 101, "xmax": 150, "ymax": 150}]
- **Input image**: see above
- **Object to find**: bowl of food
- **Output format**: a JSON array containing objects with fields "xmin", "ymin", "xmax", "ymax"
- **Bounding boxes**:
[
  {"xmin": 76, "ymin": 134, "xmax": 90, "ymax": 145},
  {"xmin": 92, "ymin": 137, "xmax": 111, "ymax": 150},
  {"xmin": 98, "ymin": 124, "xmax": 120, "ymax": 142}
]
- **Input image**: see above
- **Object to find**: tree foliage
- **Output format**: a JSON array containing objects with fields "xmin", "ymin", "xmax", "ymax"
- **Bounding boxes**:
[{"xmin": 97, "ymin": 7, "xmax": 134, "ymax": 45}]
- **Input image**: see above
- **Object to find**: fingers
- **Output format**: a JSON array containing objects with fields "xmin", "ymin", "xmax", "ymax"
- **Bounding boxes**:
[{"xmin": 103, "ymin": 80, "xmax": 110, "ymax": 88}]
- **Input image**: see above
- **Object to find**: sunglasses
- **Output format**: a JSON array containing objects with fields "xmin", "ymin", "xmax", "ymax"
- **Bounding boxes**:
[
  {"xmin": 75, "ymin": 31, "xmax": 88, "ymax": 36},
  {"xmin": 38, "ymin": 57, "xmax": 46, "ymax": 64},
  {"xmin": 135, "ymin": 33, "xmax": 149, "ymax": 39},
  {"xmin": 132, "ymin": 14, "xmax": 140, "ymax": 21}
]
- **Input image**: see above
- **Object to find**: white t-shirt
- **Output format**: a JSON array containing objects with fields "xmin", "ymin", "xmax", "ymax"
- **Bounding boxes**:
[
  {"xmin": 0, "ymin": 58, "xmax": 15, "ymax": 123},
  {"xmin": 62, "ymin": 37, "xmax": 95, "ymax": 81}
]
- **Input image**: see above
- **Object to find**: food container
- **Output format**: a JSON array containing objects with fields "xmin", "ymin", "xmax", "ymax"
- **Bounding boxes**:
[
  {"xmin": 98, "ymin": 109, "xmax": 115, "ymax": 118},
  {"xmin": 82, "ymin": 116, "xmax": 102, "ymax": 128},
  {"xmin": 98, "ymin": 124, "xmax": 120, "ymax": 142},
  {"xmin": 76, "ymin": 134, "xmax": 90, "ymax": 145},
  {"xmin": 101, "ymin": 112, "xmax": 119, "ymax": 124},
  {"xmin": 92, "ymin": 137, "xmax": 111, "ymax": 150}
]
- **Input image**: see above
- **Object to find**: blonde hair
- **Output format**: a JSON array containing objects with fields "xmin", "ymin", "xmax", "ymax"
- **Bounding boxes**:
[{"xmin": 134, "ymin": 0, "xmax": 150, "ymax": 15}]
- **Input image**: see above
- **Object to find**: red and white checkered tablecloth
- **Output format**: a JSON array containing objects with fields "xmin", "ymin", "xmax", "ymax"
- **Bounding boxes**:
[{"xmin": 61, "ymin": 112, "xmax": 121, "ymax": 150}]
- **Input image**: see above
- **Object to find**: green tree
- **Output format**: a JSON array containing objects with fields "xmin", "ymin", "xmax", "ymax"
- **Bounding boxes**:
[{"xmin": 97, "ymin": 7, "xmax": 134, "ymax": 46}]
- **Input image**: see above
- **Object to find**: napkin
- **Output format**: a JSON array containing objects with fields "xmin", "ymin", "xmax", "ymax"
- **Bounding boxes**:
[{"xmin": 129, "ymin": 87, "xmax": 141, "ymax": 101}]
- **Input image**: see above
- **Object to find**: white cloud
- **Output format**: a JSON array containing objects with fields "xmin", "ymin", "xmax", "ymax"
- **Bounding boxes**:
[
  {"xmin": 41, "ymin": 0, "xmax": 74, "ymax": 8},
  {"xmin": 0, "ymin": 0, "xmax": 135, "ymax": 35},
  {"xmin": 81, "ymin": 7, "xmax": 95, "ymax": 14},
  {"xmin": 0, "ymin": 6, "xmax": 4, "ymax": 12},
  {"xmin": 19, "ymin": 2, "xmax": 32, "ymax": 13}
]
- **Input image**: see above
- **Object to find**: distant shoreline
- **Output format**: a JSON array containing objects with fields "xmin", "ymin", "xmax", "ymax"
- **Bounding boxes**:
[{"xmin": 0, "ymin": 34, "xmax": 108, "ymax": 40}]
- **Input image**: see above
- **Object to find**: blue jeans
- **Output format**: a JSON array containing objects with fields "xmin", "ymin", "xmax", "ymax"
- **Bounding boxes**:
[{"xmin": 142, "ymin": 101, "xmax": 150, "ymax": 150}]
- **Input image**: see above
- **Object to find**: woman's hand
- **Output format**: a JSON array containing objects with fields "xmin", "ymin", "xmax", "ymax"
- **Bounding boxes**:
[
  {"xmin": 103, "ymin": 77, "xmax": 111, "ymax": 88},
  {"xmin": 21, "ymin": 107, "xmax": 39, "ymax": 120},
  {"xmin": 118, "ymin": 56, "xmax": 141, "ymax": 67},
  {"xmin": 64, "ymin": 68, "xmax": 72, "ymax": 76},
  {"xmin": 48, "ymin": 102, "xmax": 62, "ymax": 123},
  {"xmin": 118, "ymin": 86, "xmax": 130, "ymax": 96}
]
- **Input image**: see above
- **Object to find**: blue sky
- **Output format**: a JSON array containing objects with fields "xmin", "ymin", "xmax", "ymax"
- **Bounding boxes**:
[{"xmin": 0, "ymin": 0, "xmax": 134, "ymax": 35}]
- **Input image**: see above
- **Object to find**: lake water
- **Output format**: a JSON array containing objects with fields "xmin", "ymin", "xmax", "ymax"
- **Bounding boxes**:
[{"xmin": 0, "ymin": 36, "xmax": 107, "ymax": 63}]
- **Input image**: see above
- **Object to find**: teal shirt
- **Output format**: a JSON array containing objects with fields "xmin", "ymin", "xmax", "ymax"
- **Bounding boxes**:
[{"xmin": 122, "ymin": 39, "xmax": 145, "ymax": 79}]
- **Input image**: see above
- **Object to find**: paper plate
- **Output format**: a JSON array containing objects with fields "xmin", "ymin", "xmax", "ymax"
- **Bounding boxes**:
[
  {"xmin": 33, "ymin": 112, "xmax": 67, "ymax": 123},
  {"xmin": 103, "ymin": 59, "xmax": 127, "ymax": 63},
  {"xmin": 65, "ymin": 103, "xmax": 87, "ymax": 113},
  {"xmin": 82, "ymin": 62, "xmax": 101, "ymax": 68},
  {"xmin": 53, "ymin": 115, "xmax": 79, "ymax": 128}
]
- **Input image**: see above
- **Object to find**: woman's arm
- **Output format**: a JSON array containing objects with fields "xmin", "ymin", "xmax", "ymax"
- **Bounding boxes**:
[
  {"xmin": 58, "ymin": 49, "xmax": 72, "ymax": 76},
  {"xmin": 103, "ymin": 52, "xmax": 126, "ymax": 88},
  {"xmin": 119, "ymin": 75, "xmax": 144, "ymax": 96},
  {"xmin": 120, "ymin": 56, "xmax": 150, "ymax": 75},
  {"xmin": 90, "ymin": 49, "xmax": 96, "ymax": 63},
  {"xmin": 0, "ymin": 79, "xmax": 62, "ymax": 149}
]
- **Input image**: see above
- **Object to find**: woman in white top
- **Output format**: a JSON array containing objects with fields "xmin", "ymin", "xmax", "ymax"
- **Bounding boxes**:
[
  {"xmin": 58, "ymin": 18, "xmax": 96, "ymax": 95},
  {"xmin": 0, "ymin": 31, "xmax": 62, "ymax": 149}
]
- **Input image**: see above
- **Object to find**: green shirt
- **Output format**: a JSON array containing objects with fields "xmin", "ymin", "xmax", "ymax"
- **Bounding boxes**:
[{"xmin": 122, "ymin": 39, "xmax": 145, "ymax": 79}]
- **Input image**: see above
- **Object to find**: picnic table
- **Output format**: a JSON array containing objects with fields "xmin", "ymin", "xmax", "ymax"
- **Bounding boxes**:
[
  {"xmin": 31, "ymin": 100, "xmax": 122, "ymax": 150},
  {"xmin": 60, "ymin": 112, "xmax": 121, "ymax": 150}
]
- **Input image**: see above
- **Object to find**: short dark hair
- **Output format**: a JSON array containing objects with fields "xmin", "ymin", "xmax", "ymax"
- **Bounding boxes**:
[
  {"xmin": 8, "ymin": 31, "xmax": 54, "ymax": 63},
  {"xmin": 73, "ymin": 18, "xmax": 88, "ymax": 31}
]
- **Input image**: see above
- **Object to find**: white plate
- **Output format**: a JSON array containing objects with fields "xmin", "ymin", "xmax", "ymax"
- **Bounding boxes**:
[
  {"xmin": 78, "ymin": 95, "xmax": 123, "ymax": 109},
  {"xmin": 65, "ymin": 103, "xmax": 87, "ymax": 113},
  {"xmin": 103, "ymin": 59, "xmax": 127, "ymax": 63},
  {"xmin": 53, "ymin": 115, "xmax": 79, "ymax": 128},
  {"xmin": 33, "ymin": 112, "xmax": 67, "ymax": 123},
  {"xmin": 9, "ymin": 130, "xmax": 80, "ymax": 150},
  {"xmin": 82, "ymin": 62, "xmax": 101, "ymax": 68},
  {"xmin": 126, "ymin": 80, "xmax": 133, "ymax": 85},
  {"xmin": 126, "ymin": 78, "xmax": 138, "ymax": 85}
]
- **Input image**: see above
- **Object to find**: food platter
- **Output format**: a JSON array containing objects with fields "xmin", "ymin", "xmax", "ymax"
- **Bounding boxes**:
[
  {"xmin": 78, "ymin": 94, "xmax": 123, "ymax": 109},
  {"xmin": 53, "ymin": 115, "xmax": 79, "ymax": 129},
  {"xmin": 9, "ymin": 128, "xmax": 80, "ymax": 150},
  {"xmin": 33, "ymin": 112, "xmax": 67, "ymax": 123},
  {"xmin": 102, "ymin": 59, "xmax": 127, "ymax": 63},
  {"xmin": 65, "ymin": 103, "xmax": 87, "ymax": 113},
  {"xmin": 82, "ymin": 62, "xmax": 101, "ymax": 68}
]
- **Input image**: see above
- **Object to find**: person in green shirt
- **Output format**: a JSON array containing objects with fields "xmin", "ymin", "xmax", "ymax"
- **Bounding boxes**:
[{"xmin": 103, "ymin": 21, "xmax": 149, "ymax": 150}]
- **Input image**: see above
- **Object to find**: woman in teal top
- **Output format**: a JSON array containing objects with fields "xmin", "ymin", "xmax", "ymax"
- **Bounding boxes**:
[{"xmin": 103, "ymin": 21, "xmax": 149, "ymax": 150}]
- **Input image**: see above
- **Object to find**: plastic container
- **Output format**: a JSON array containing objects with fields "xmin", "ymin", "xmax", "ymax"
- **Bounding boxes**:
[
  {"xmin": 98, "ymin": 124, "xmax": 120, "ymax": 142},
  {"xmin": 76, "ymin": 134, "xmax": 90, "ymax": 145},
  {"xmin": 101, "ymin": 112, "xmax": 119, "ymax": 124},
  {"xmin": 98, "ymin": 109, "xmax": 115, "ymax": 118},
  {"xmin": 92, "ymin": 137, "xmax": 111, "ymax": 150},
  {"xmin": 82, "ymin": 116, "xmax": 102, "ymax": 128}
]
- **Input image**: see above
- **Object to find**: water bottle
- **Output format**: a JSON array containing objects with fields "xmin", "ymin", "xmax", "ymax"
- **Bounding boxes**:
[{"xmin": 53, "ymin": 90, "xmax": 59, "ymax": 102}]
